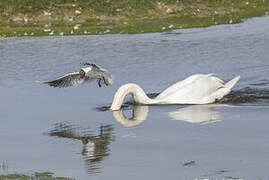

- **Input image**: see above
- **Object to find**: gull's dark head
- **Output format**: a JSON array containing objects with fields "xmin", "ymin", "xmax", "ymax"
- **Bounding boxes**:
[{"xmin": 79, "ymin": 69, "xmax": 86, "ymax": 78}]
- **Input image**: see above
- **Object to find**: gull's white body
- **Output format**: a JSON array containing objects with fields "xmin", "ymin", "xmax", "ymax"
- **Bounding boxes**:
[{"xmin": 110, "ymin": 74, "xmax": 240, "ymax": 111}]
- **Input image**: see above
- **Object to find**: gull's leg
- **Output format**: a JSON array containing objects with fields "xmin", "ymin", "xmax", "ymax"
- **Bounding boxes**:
[
  {"xmin": 103, "ymin": 77, "xmax": 109, "ymax": 86},
  {"xmin": 98, "ymin": 78, "xmax": 102, "ymax": 87}
]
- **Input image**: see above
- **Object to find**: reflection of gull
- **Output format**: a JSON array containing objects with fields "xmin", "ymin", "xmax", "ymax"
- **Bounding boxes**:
[
  {"xmin": 44, "ymin": 63, "xmax": 113, "ymax": 88},
  {"xmin": 112, "ymin": 105, "xmax": 148, "ymax": 127},
  {"xmin": 47, "ymin": 123, "xmax": 114, "ymax": 174},
  {"xmin": 81, "ymin": 125, "xmax": 114, "ymax": 174},
  {"xmin": 169, "ymin": 105, "xmax": 222, "ymax": 124}
]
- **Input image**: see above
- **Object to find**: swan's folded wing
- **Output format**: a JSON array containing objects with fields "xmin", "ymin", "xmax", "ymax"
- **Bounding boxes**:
[
  {"xmin": 156, "ymin": 74, "xmax": 205, "ymax": 100},
  {"xmin": 44, "ymin": 72, "xmax": 85, "ymax": 88},
  {"xmin": 156, "ymin": 74, "xmax": 225, "ymax": 104}
]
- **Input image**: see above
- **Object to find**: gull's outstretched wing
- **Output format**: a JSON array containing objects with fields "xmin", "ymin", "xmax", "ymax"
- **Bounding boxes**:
[{"xmin": 44, "ymin": 72, "xmax": 86, "ymax": 88}]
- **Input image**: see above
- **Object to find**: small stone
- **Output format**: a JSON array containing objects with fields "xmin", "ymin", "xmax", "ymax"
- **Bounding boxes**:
[
  {"xmin": 44, "ymin": 29, "xmax": 51, "ymax": 32},
  {"xmin": 166, "ymin": 8, "xmax": 172, "ymax": 13},
  {"xmin": 169, "ymin": 24, "xmax": 174, "ymax": 28},
  {"xmin": 44, "ymin": 11, "xmax": 51, "ymax": 16},
  {"xmin": 183, "ymin": 160, "xmax": 196, "ymax": 167},
  {"xmin": 74, "ymin": 24, "xmax": 80, "ymax": 30},
  {"xmin": 75, "ymin": 10, "xmax": 81, "ymax": 14},
  {"xmin": 69, "ymin": 17, "xmax": 74, "ymax": 22}
]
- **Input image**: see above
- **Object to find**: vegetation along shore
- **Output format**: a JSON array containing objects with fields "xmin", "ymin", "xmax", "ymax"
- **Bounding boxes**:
[{"xmin": 0, "ymin": 0, "xmax": 269, "ymax": 37}]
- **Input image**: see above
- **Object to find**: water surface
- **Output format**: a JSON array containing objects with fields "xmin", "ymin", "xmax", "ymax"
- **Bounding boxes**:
[{"xmin": 0, "ymin": 16, "xmax": 269, "ymax": 180}]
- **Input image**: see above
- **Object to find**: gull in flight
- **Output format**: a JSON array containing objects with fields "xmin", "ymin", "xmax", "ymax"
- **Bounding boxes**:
[{"xmin": 44, "ymin": 63, "xmax": 113, "ymax": 88}]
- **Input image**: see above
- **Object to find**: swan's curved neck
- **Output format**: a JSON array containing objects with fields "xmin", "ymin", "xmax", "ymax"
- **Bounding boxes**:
[{"xmin": 110, "ymin": 83, "xmax": 155, "ymax": 111}]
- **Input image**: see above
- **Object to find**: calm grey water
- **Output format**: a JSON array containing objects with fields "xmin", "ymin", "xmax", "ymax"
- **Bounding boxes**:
[{"xmin": 0, "ymin": 16, "xmax": 269, "ymax": 180}]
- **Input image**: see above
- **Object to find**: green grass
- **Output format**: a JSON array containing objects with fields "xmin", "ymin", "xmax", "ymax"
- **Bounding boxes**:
[
  {"xmin": 0, "ymin": 0, "xmax": 269, "ymax": 36},
  {"xmin": 0, "ymin": 172, "xmax": 74, "ymax": 180},
  {"xmin": 84, "ymin": 17, "xmax": 101, "ymax": 25}
]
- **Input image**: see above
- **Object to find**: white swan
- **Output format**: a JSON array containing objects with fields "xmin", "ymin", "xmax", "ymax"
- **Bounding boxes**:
[{"xmin": 110, "ymin": 74, "xmax": 240, "ymax": 111}]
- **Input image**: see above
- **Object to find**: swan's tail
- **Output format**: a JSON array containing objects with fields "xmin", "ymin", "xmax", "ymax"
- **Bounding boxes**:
[
  {"xmin": 209, "ymin": 76, "xmax": 240, "ymax": 102},
  {"xmin": 224, "ymin": 75, "xmax": 240, "ymax": 90}
]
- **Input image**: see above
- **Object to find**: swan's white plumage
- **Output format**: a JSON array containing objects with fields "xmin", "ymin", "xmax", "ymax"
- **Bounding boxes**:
[
  {"xmin": 156, "ymin": 74, "xmax": 229, "ymax": 104},
  {"xmin": 110, "ymin": 74, "xmax": 240, "ymax": 111}
]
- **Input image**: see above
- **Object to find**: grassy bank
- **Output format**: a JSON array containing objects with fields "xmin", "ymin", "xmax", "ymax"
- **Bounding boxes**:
[
  {"xmin": 0, "ymin": 0, "xmax": 269, "ymax": 37},
  {"xmin": 0, "ymin": 172, "xmax": 74, "ymax": 180}
]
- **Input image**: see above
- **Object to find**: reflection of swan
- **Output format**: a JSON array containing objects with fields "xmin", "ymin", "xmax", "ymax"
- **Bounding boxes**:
[
  {"xmin": 112, "ymin": 105, "xmax": 148, "ymax": 127},
  {"xmin": 169, "ymin": 105, "xmax": 222, "ymax": 124},
  {"xmin": 110, "ymin": 74, "xmax": 240, "ymax": 110},
  {"xmin": 47, "ymin": 123, "xmax": 114, "ymax": 174},
  {"xmin": 44, "ymin": 63, "xmax": 113, "ymax": 88}
]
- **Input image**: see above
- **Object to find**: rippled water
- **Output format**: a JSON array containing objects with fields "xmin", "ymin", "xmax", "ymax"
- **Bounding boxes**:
[{"xmin": 0, "ymin": 16, "xmax": 269, "ymax": 180}]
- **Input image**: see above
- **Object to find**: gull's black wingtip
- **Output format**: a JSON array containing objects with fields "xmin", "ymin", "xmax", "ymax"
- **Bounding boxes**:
[
  {"xmin": 80, "ymin": 62, "xmax": 99, "ymax": 69},
  {"xmin": 43, "ymin": 80, "xmax": 65, "ymax": 88}
]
